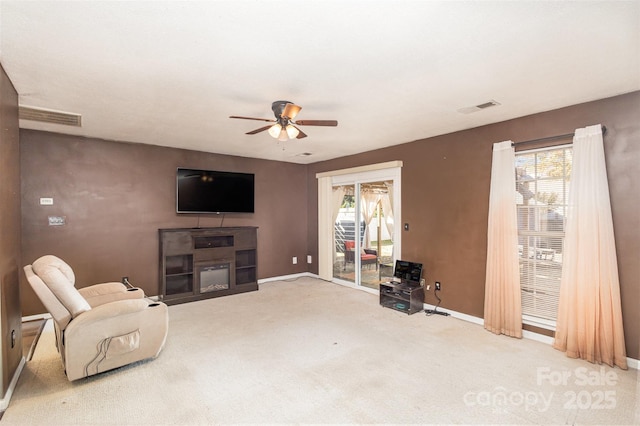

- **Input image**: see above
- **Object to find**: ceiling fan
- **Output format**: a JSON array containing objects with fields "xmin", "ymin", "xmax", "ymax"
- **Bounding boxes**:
[{"xmin": 230, "ymin": 100, "xmax": 338, "ymax": 141}]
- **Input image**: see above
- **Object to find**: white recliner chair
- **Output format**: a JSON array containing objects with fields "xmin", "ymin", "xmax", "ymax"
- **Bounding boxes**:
[{"xmin": 24, "ymin": 255, "xmax": 169, "ymax": 381}]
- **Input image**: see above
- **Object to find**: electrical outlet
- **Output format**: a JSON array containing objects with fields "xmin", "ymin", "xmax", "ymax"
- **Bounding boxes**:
[
  {"xmin": 292, "ymin": 257, "xmax": 297, "ymax": 264},
  {"xmin": 307, "ymin": 255, "xmax": 312, "ymax": 264},
  {"xmin": 435, "ymin": 281, "xmax": 441, "ymax": 291}
]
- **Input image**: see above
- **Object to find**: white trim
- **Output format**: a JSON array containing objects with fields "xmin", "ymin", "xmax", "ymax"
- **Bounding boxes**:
[
  {"xmin": 323, "ymin": 163, "xmax": 403, "ymax": 288},
  {"xmin": 518, "ymin": 143, "xmax": 572, "ymax": 155},
  {"xmin": 259, "ymin": 272, "xmax": 319, "ymax": 284},
  {"xmin": 0, "ymin": 356, "xmax": 25, "ymax": 410},
  {"xmin": 21, "ymin": 313, "xmax": 51, "ymax": 322},
  {"xmin": 516, "ymin": 145, "xmax": 570, "ymax": 323},
  {"xmin": 316, "ymin": 160, "xmax": 403, "ymax": 179},
  {"xmin": 331, "ymin": 167, "xmax": 401, "ymax": 186},
  {"xmin": 331, "ymin": 278, "xmax": 379, "ymax": 296},
  {"xmin": 422, "ymin": 302, "xmax": 484, "ymax": 325},
  {"xmin": 522, "ymin": 315, "xmax": 556, "ymax": 331},
  {"xmin": 522, "ymin": 329, "xmax": 555, "ymax": 345},
  {"xmin": 317, "ymin": 176, "xmax": 333, "ymax": 281}
]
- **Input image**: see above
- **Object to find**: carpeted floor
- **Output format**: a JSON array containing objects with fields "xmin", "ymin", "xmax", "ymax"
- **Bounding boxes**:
[{"xmin": 3, "ymin": 277, "xmax": 638, "ymax": 424}]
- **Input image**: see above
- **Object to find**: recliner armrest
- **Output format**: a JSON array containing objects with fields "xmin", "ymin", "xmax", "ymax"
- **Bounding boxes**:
[
  {"xmin": 68, "ymin": 298, "xmax": 152, "ymax": 326},
  {"xmin": 79, "ymin": 282, "xmax": 145, "ymax": 307}
]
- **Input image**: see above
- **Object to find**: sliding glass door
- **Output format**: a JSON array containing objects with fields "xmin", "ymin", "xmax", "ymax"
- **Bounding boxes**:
[
  {"xmin": 333, "ymin": 185, "xmax": 356, "ymax": 284},
  {"xmin": 331, "ymin": 171, "xmax": 400, "ymax": 290}
]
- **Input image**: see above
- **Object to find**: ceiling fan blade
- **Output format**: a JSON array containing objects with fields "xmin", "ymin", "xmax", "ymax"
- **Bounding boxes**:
[
  {"xmin": 294, "ymin": 119, "xmax": 338, "ymax": 127},
  {"xmin": 281, "ymin": 103, "xmax": 302, "ymax": 120},
  {"xmin": 294, "ymin": 126, "xmax": 307, "ymax": 139},
  {"xmin": 246, "ymin": 125, "xmax": 272, "ymax": 135},
  {"xmin": 230, "ymin": 115, "xmax": 276, "ymax": 123}
]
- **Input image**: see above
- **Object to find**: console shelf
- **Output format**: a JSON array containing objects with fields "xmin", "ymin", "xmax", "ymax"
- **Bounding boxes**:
[
  {"xmin": 159, "ymin": 227, "xmax": 258, "ymax": 305},
  {"xmin": 379, "ymin": 281, "xmax": 424, "ymax": 315}
]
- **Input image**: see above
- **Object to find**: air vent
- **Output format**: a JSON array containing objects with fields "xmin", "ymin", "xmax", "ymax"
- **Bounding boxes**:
[
  {"xmin": 476, "ymin": 101, "xmax": 499, "ymax": 109},
  {"xmin": 457, "ymin": 100, "xmax": 501, "ymax": 114},
  {"xmin": 19, "ymin": 106, "xmax": 82, "ymax": 127}
]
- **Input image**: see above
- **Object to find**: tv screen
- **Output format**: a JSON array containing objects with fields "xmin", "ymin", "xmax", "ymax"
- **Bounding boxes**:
[
  {"xmin": 176, "ymin": 168, "xmax": 255, "ymax": 214},
  {"xmin": 393, "ymin": 260, "xmax": 423, "ymax": 285}
]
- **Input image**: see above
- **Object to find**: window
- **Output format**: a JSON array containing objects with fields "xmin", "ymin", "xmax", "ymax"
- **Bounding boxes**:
[{"xmin": 516, "ymin": 146, "xmax": 572, "ymax": 325}]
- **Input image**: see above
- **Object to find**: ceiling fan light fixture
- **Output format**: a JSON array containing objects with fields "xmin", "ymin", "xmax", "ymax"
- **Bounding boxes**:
[
  {"xmin": 285, "ymin": 124, "xmax": 299, "ymax": 139},
  {"xmin": 277, "ymin": 128, "xmax": 288, "ymax": 141},
  {"xmin": 268, "ymin": 123, "xmax": 282, "ymax": 138}
]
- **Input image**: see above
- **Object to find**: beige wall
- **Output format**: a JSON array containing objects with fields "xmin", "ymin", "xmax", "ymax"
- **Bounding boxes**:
[
  {"xmin": 20, "ymin": 131, "xmax": 310, "ymax": 316},
  {"xmin": 0, "ymin": 63, "xmax": 23, "ymax": 398},
  {"xmin": 307, "ymin": 92, "xmax": 640, "ymax": 360}
]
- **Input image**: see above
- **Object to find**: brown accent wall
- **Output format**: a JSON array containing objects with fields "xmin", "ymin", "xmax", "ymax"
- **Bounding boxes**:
[
  {"xmin": 20, "ymin": 131, "xmax": 309, "ymax": 316},
  {"xmin": 18, "ymin": 92, "xmax": 640, "ymax": 361},
  {"xmin": 307, "ymin": 92, "xmax": 640, "ymax": 360},
  {"xmin": 0, "ymin": 63, "xmax": 23, "ymax": 396}
]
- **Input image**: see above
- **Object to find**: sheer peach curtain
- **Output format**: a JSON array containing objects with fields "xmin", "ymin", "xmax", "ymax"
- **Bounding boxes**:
[
  {"xmin": 484, "ymin": 141, "xmax": 522, "ymax": 338},
  {"xmin": 553, "ymin": 125, "xmax": 627, "ymax": 369}
]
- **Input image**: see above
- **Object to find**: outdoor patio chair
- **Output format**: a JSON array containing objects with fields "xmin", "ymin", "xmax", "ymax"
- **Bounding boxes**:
[{"xmin": 343, "ymin": 240, "xmax": 378, "ymax": 270}]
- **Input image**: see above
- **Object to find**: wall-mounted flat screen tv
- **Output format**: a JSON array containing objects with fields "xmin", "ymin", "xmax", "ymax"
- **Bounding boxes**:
[{"xmin": 176, "ymin": 168, "xmax": 255, "ymax": 214}]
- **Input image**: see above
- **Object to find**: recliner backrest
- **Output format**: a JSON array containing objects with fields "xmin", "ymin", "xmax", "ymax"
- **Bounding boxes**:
[
  {"xmin": 32, "ymin": 255, "xmax": 91, "ymax": 318},
  {"xmin": 24, "ymin": 264, "xmax": 73, "ymax": 330}
]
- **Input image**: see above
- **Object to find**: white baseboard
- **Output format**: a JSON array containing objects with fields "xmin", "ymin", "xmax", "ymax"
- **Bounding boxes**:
[
  {"xmin": 626, "ymin": 356, "xmax": 639, "ymax": 370},
  {"xmin": 0, "ymin": 356, "xmax": 25, "ymax": 410},
  {"xmin": 259, "ymin": 272, "xmax": 319, "ymax": 284},
  {"xmin": 522, "ymin": 329, "xmax": 554, "ymax": 345},
  {"xmin": 422, "ymin": 302, "xmax": 484, "ymax": 325},
  {"xmin": 21, "ymin": 313, "xmax": 51, "ymax": 322}
]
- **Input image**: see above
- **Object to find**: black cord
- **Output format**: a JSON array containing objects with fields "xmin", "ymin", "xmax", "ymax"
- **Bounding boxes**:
[
  {"xmin": 219, "ymin": 213, "xmax": 225, "ymax": 227},
  {"xmin": 425, "ymin": 288, "xmax": 450, "ymax": 316}
]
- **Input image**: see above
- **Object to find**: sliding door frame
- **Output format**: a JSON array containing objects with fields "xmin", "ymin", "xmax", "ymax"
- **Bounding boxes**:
[{"xmin": 316, "ymin": 161, "xmax": 403, "ymax": 288}]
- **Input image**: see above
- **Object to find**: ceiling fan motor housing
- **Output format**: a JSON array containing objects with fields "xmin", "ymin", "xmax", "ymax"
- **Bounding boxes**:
[{"xmin": 272, "ymin": 100, "xmax": 291, "ymax": 118}]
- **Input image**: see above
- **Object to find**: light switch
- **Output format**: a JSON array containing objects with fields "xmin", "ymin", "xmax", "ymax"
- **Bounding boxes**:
[{"xmin": 48, "ymin": 216, "xmax": 66, "ymax": 226}]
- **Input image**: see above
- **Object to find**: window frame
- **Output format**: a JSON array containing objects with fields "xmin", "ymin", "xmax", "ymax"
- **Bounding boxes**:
[{"xmin": 516, "ymin": 144, "xmax": 572, "ymax": 331}]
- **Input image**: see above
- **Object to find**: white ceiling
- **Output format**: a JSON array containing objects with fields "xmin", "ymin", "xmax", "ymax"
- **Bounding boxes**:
[{"xmin": 1, "ymin": 1, "xmax": 638, "ymax": 164}]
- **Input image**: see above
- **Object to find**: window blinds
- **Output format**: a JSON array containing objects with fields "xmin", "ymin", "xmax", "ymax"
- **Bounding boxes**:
[{"xmin": 516, "ymin": 147, "xmax": 572, "ymax": 322}]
